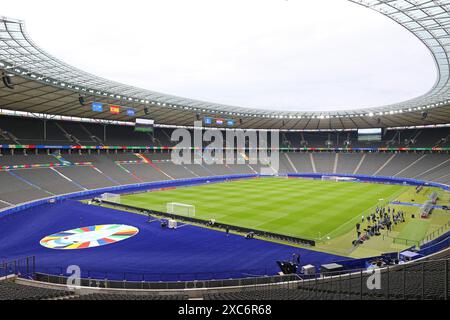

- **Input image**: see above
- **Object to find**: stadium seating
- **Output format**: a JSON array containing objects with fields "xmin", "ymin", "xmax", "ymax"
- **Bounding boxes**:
[
  {"xmin": 312, "ymin": 152, "xmax": 335, "ymax": 173},
  {"xmin": 355, "ymin": 153, "xmax": 392, "ymax": 175},
  {"xmin": 204, "ymin": 289, "xmax": 311, "ymax": 300},
  {"xmin": 53, "ymin": 166, "xmax": 118, "ymax": 189},
  {"xmin": 335, "ymin": 153, "xmax": 363, "ymax": 174},
  {"xmin": 63, "ymin": 154, "xmax": 141, "ymax": 185},
  {"xmin": 1, "ymin": 254, "xmax": 447, "ymax": 300},
  {"xmin": 0, "ymin": 280, "xmax": 73, "ymax": 300},
  {"xmin": 13, "ymin": 168, "xmax": 84, "ymax": 195},
  {"xmin": 1, "ymin": 116, "xmax": 449, "ymax": 148},
  {"xmin": 203, "ymin": 255, "xmax": 450, "ymax": 300},
  {"xmin": 0, "ymin": 171, "xmax": 50, "ymax": 204},
  {"xmin": 0, "ymin": 154, "xmax": 58, "ymax": 165},
  {"xmin": 66, "ymin": 293, "xmax": 188, "ymax": 300},
  {"xmin": 283, "ymin": 153, "xmax": 314, "ymax": 173},
  {"xmin": 0, "ymin": 150, "xmax": 449, "ymax": 206},
  {"xmin": 0, "ymin": 279, "xmax": 189, "ymax": 300}
]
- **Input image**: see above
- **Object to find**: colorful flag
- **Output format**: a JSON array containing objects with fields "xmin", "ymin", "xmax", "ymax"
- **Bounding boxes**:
[
  {"xmin": 110, "ymin": 105, "xmax": 120, "ymax": 114},
  {"xmin": 91, "ymin": 102, "xmax": 103, "ymax": 112},
  {"xmin": 204, "ymin": 117, "xmax": 213, "ymax": 125}
]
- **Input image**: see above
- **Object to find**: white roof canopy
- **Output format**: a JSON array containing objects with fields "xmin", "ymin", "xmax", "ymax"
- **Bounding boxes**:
[{"xmin": 1, "ymin": 0, "xmax": 450, "ymax": 129}]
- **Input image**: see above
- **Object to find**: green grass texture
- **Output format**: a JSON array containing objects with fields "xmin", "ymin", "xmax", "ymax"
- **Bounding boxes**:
[{"xmin": 119, "ymin": 177, "xmax": 409, "ymax": 241}]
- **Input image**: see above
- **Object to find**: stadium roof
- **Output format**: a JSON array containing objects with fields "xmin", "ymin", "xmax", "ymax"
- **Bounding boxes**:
[{"xmin": 1, "ymin": 0, "xmax": 450, "ymax": 129}]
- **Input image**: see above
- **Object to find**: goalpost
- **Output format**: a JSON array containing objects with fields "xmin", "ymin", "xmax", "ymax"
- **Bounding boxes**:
[
  {"xmin": 166, "ymin": 202, "xmax": 195, "ymax": 218},
  {"xmin": 100, "ymin": 193, "xmax": 121, "ymax": 204},
  {"xmin": 321, "ymin": 176, "xmax": 340, "ymax": 182},
  {"xmin": 321, "ymin": 176, "xmax": 356, "ymax": 182}
]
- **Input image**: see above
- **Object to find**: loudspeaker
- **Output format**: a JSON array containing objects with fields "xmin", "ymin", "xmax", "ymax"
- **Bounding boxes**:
[
  {"xmin": 421, "ymin": 111, "xmax": 428, "ymax": 120},
  {"xmin": 78, "ymin": 95, "xmax": 86, "ymax": 106},
  {"xmin": 144, "ymin": 107, "xmax": 149, "ymax": 115},
  {"xmin": 2, "ymin": 73, "xmax": 14, "ymax": 89},
  {"xmin": 196, "ymin": 114, "xmax": 200, "ymax": 120}
]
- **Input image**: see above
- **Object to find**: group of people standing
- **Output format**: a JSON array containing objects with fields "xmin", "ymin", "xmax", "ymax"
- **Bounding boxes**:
[{"xmin": 353, "ymin": 205, "xmax": 406, "ymax": 246}]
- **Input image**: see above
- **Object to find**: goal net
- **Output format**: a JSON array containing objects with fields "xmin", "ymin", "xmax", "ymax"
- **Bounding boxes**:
[
  {"xmin": 321, "ymin": 176, "xmax": 339, "ymax": 181},
  {"xmin": 167, "ymin": 202, "xmax": 195, "ymax": 218},
  {"xmin": 100, "ymin": 193, "xmax": 121, "ymax": 204}
]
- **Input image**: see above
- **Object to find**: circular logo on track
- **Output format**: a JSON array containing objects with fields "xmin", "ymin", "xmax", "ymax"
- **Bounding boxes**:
[{"xmin": 40, "ymin": 224, "xmax": 139, "ymax": 250}]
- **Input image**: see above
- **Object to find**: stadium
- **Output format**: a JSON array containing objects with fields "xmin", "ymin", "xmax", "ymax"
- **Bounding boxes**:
[{"xmin": 0, "ymin": 0, "xmax": 449, "ymax": 303}]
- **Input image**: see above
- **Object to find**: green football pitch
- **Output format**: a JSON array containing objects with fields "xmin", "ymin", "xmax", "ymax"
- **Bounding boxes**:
[{"xmin": 118, "ymin": 177, "xmax": 411, "ymax": 241}]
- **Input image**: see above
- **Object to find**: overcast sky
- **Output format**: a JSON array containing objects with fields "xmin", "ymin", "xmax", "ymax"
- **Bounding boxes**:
[{"xmin": 2, "ymin": 0, "xmax": 437, "ymax": 111}]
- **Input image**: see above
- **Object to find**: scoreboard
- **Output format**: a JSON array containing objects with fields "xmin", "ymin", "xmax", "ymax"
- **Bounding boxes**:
[{"xmin": 134, "ymin": 118, "xmax": 154, "ymax": 133}]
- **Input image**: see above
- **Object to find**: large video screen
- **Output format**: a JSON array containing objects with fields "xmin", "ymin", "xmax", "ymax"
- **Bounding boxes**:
[
  {"xmin": 358, "ymin": 128, "xmax": 382, "ymax": 141},
  {"xmin": 134, "ymin": 118, "xmax": 154, "ymax": 133}
]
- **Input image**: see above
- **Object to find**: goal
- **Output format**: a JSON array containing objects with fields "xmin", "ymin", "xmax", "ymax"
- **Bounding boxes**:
[
  {"xmin": 321, "ymin": 176, "xmax": 356, "ymax": 182},
  {"xmin": 166, "ymin": 202, "xmax": 195, "ymax": 218},
  {"xmin": 100, "ymin": 193, "xmax": 121, "ymax": 204},
  {"xmin": 321, "ymin": 176, "xmax": 340, "ymax": 182}
]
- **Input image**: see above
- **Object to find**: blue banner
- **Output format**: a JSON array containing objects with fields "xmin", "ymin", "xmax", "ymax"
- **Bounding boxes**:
[
  {"xmin": 91, "ymin": 102, "xmax": 103, "ymax": 112},
  {"xmin": 204, "ymin": 117, "xmax": 213, "ymax": 125}
]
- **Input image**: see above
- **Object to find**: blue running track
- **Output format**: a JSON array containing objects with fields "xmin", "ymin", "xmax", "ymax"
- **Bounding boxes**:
[{"xmin": 0, "ymin": 201, "xmax": 347, "ymax": 281}]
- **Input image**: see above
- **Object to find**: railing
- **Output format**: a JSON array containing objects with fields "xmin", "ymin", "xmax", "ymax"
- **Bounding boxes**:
[
  {"xmin": 30, "ymin": 258, "xmax": 449, "ymax": 300},
  {"xmin": 421, "ymin": 223, "xmax": 450, "ymax": 246},
  {"xmin": 392, "ymin": 223, "xmax": 450, "ymax": 248},
  {"xmin": 0, "ymin": 256, "xmax": 35, "ymax": 279},
  {"xmin": 392, "ymin": 237, "xmax": 421, "ymax": 247},
  {"xmin": 34, "ymin": 271, "xmax": 301, "ymax": 290},
  {"xmin": 34, "ymin": 266, "xmax": 276, "ymax": 284}
]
